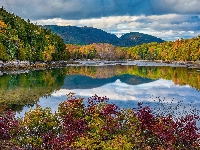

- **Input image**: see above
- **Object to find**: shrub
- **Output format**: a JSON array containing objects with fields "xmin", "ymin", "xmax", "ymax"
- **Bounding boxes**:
[
  {"xmin": 0, "ymin": 110, "xmax": 21, "ymax": 149},
  {"xmin": 0, "ymin": 93, "xmax": 199, "ymax": 149}
]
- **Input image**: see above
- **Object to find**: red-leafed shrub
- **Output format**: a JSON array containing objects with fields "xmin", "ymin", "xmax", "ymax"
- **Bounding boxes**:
[
  {"xmin": 0, "ymin": 110, "xmax": 21, "ymax": 149},
  {"xmin": 0, "ymin": 93, "xmax": 199, "ymax": 149}
]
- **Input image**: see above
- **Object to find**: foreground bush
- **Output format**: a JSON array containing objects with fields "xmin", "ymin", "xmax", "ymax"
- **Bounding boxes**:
[{"xmin": 0, "ymin": 93, "xmax": 200, "ymax": 149}]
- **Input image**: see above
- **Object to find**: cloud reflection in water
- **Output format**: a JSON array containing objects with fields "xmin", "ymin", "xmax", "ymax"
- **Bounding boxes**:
[
  {"xmin": 17, "ymin": 78, "xmax": 200, "ymax": 123},
  {"xmin": 51, "ymin": 78, "xmax": 200, "ymax": 104}
]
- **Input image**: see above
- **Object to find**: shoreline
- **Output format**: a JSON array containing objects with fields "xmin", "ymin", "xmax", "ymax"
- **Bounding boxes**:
[
  {"xmin": 0, "ymin": 60, "xmax": 200, "ymax": 75},
  {"xmin": 74, "ymin": 60, "xmax": 200, "ymax": 68}
]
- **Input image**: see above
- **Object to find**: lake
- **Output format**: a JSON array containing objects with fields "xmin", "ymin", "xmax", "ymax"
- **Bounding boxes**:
[{"xmin": 0, "ymin": 65, "xmax": 200, "ymax": 124}]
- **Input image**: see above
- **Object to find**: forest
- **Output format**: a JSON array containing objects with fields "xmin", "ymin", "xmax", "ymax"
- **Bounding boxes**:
[
  {"xmin": 42, "ymin": 25, "xmax": 164, "ymax": 46},
  {"xmin": 123, "ymin": 38, "xmax": 200, "ymax": 61},
  {"xmin": 0, "ymin": 6, "xmax": 200, "ymax": 150},
  {"xmin": 66, "ymin": 36, "xmax": 200, "ymax": 61},
  {"xmin": 0, "ymin": 7, "xmax": 69, "ymax": 62},
  {"xmin": 1, "ymin": 7, "xmax": 200, "ymax": 63}
]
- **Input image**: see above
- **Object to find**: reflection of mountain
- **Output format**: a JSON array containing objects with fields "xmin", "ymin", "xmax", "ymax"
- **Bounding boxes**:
[
  {"xmin": 2, "ymin": 65, "xmax": 200, "ymax": 114},
  {"xmin": 62, "ymin": 74, "xmax": 155, "ymax": 89}
]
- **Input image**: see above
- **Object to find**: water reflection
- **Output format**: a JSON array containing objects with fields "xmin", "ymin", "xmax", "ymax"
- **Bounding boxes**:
[
  {"xmin": 62, "ymin": 74, "xmax": 154, "ymax": 89},
  {"xmin": 46, "ymin": 78, "xmax": 200, "ymax": 110},
  {"xmin": 0, "ymin": 68, "xmax": 67, "ymax": 112},
  {"xmin": 16, "ymin": 76, "xmax": 200, "ymax": 127},
  {"xmin": 0, "ymin": 65, "xmax": 200, "ymax": 120}
]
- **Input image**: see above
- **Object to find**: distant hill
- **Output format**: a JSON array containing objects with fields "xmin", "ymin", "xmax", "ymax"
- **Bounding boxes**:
[
  {"xmin": 41, "ymin": 25, "xmax": 119, "ymax": 45},
  {"xmin": 41, "ymin": 25, "xmax": 164, "ymax": 46},
  {"xmin": 118, "ymin": 32, "xmax": 164, "ymax": 47}
]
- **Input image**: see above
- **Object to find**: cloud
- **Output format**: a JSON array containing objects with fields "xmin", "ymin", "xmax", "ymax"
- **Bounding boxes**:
[
  {"xmin": 2, "ymin": 0, "xmax": 200, "ymax": 20},
  {"xmin": 36, "ymin": 14, "xmax": 200, "ymax": 41},
  {"xmin": 1, "ymin": 0, "xmax": 200, "ymax": 40}
]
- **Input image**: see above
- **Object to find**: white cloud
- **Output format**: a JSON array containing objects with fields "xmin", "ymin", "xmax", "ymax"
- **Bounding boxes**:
[
  {"xmin": 2, "ymin": 0, "xmax": 200, "ymax": 19},
  {"xmin": 35, "ymin": 14, "xmax": 200, "ymax": 41},
  {"xmin": 1, "ymin": 0, "xmax": 200, "ymax": 41}
]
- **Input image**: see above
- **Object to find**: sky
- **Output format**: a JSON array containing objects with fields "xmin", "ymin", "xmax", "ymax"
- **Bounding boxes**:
[{"xmin": 1, "ymin": 0, "xmax": 200, "ymax": 41}]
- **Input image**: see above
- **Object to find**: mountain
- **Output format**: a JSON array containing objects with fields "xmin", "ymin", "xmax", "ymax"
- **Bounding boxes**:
[
  {"xmin": 119, "ymin": 32, "xmax": 165, "ymax": 47},
  {"xmin": 41, "ymin": 25, "xmax": 164, "ymax": 46},
  {"xmin": 41, "ymin": 25, "xmax": 119, "ymax": 45}
]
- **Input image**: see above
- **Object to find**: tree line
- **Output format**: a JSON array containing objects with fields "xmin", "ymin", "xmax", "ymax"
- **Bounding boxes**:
[
  {"xmin": 0, "ymin": 7, "xmax": 69, "ymax": 62},
  {"xmin": 66, "ymin": 43, "xmax": 125, "ymax": 60},
  {"xmin": 1, "ymin": 7, "xmax": 199, "ymax": 62},
  {"xmin": 124, "ymin": 37, "xmax": 200, "ymax": 61},
  {"xmin": 66, "ymin": 36, "xmax": 200, "ymax": 61}
]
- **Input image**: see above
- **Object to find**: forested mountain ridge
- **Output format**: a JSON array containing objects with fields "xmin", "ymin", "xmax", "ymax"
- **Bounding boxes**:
[
  {"xmin": 119, "ymin": 32, "xmax": 164, "ymax": 47},
  {"xmin": 41, "ymin": 25, "xmax": 164, "ymax": 46},
  {"xmin": 66, "ymin": 36, "xmax": 200, "ymax": 61},
  {"xmin": 0, "ymin": 7, "xmax": 69, "ymax": 61},
  {"xmin": 41, "ymin": 25, "xmax": 120, "ymax": 45}
]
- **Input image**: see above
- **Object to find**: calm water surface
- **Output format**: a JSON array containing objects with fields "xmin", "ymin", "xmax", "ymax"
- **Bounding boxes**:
[{"xmin": 0, "ymin": 65, "xmax": 200, "ymax": 123}]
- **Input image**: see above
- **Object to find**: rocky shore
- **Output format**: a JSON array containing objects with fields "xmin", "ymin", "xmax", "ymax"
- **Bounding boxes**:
[
  {"xmin": 0, "ymin": 60, "xmax": 78, "ymax": 75},
  {"xmin": 0, "ymin": 60, "xmax": 79, "ymax": 70},
  {"xmin": 74, "ymin": 60, "xmax": 200, "ymax": 68},
  {"xmin": 0, "ymin": 60, "xmax": 200, "ymax": 74}
]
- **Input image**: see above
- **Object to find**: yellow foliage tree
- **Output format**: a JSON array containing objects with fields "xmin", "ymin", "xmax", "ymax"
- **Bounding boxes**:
[{"xmin": 0, "ymin": 20, "xmax": 6, "ymax": 34}]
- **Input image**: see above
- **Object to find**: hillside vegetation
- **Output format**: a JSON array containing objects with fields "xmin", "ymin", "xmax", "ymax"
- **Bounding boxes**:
[
  {"xmin": 41, "ymin": 25, "xmax": 120, "ymax": 45},
  {"xmin": 0, "ymin": 7, "xmax": 199, "ymax": 63},
  {"xmin": 119, "ymin": 32, "xmax": 164, "ymax": 47},
  {"xmin": 66, "ymin": 36, "xmax": 200, "ymax": 61},
  {"xmin": 123, "ymin": 38, "xmax": 200, "ymax": 61},
  {"xmin": 42, "ymin": 25, "xmax": 164, "ymax": 46},
  {"xmin": 0, "ymin": 7, "xmax": 69, "ymax": 62}
]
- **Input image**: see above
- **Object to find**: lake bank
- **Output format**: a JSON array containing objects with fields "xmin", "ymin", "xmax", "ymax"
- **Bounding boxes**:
[
  {"xmin": 0, "ymin": 60, "xmax": 200, "ymax": 75},
  {"xmin": 74, "ymin": 60, "xmax": 200, "ymax": 68}
]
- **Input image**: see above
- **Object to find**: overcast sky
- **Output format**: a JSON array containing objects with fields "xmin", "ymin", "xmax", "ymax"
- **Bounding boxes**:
[{"xmin": 1, "ymin": 0, "xmax": 200, "ymax": 41}]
